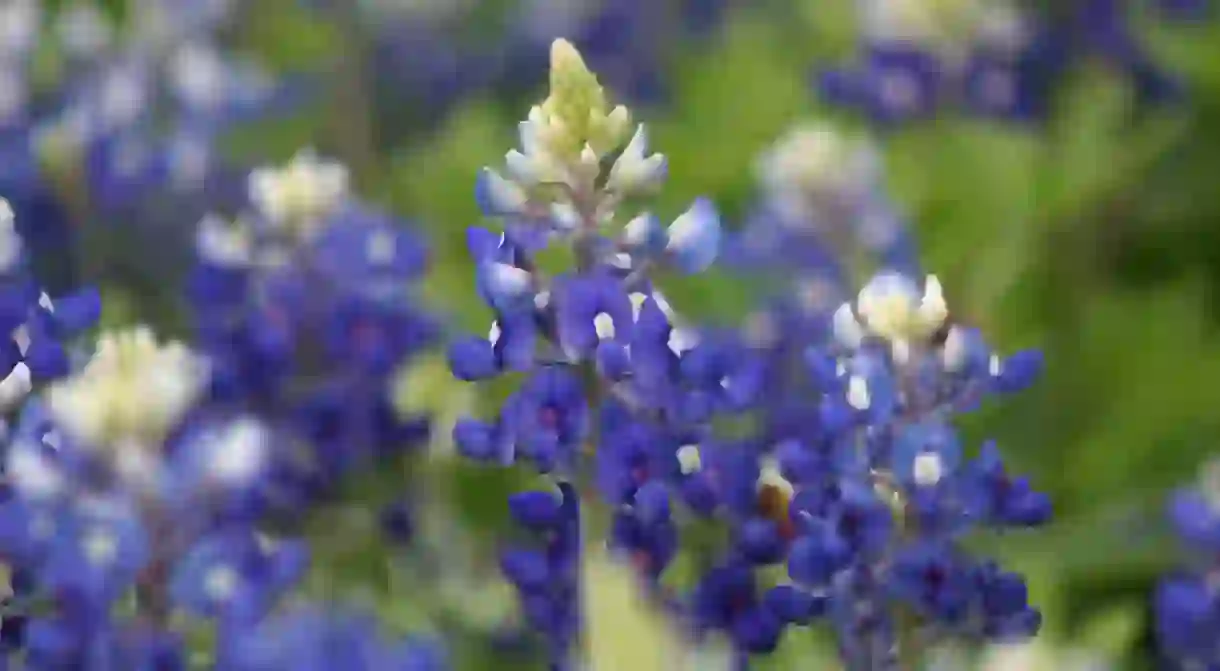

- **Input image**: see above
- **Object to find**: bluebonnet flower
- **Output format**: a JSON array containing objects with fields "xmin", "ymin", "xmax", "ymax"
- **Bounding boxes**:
[
  {"xmin": 450, "ymin": 39, "xmax": 802, "ymax": 667},
  {"xmin": 499, "ymin": 483, "xmax": 582, "ymax": 666},
  {"xmin": 0, "ymin": 198, "xmax": 100, "ymax": 411},
  {"xmin": 748, "ymin": 266, "xmax": 1050, "ymax": 668},
  {"xmin": 218, "ymin": 604, "xmax": 450, "ymax": 671},
  {"xmin": 449, "ymin": 35, "xmax": 1053, "ymax": 670},
  {"xmin": 1155, "ymin": 458, "xmax": 1220, "ymax": 669},
  {"xmin": 817, "ymin": 0, "xmax": 1205, "ymax": 124},
  {"xmin": 187, "ymin": 151, "xmax": 437, "ymax": 504},
  {"xmin": 724, "ymin": 116, "xmax": 1048, "ymax": 667},
  {"xmin": 0, "ymin": 323, "xmax": 311, "ymax": 666}
]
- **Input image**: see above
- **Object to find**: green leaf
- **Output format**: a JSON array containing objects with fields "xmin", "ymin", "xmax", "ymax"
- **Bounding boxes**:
[
  {"xmin": 1059, "ymin": 279, "xmax": 1220, "ymax": 505},
  {"xmin": 1038, "ymin": 73, "xmax": 1189, "ymax": 225},
  {"xmin": 1077, "ymin": 599, "xmax": 1145, "ymax": 658},
  {"xmin": 241, "ymin": 0, "xmax": 342, "ymax": 71},
  {"xmin": 650, "ymin": 17, "xmax": 815, "ymax": 221}
]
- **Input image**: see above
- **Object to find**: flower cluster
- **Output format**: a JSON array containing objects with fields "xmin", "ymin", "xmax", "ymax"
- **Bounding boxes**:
[
  {"xmin": 0, "ymin": 146, "xmax": 444, "ymax": 666},
  {"xmin": 188, "ymin": 150, "xmax": 438, "ymax": 510},
  {"xmin": 450, "ymin": 39, "xmax": 1052, "ymax": 669},
  {"xmin": 1155, "ymin": 459, "xmax": 1220, "ymax": 669},
  {"xmin": 818, "ymin": 0, "xmax": 1208, "ymax": 124},
  {"xmin": 0, "ymin": 203, "xmax": 305, "ymax": 667}
]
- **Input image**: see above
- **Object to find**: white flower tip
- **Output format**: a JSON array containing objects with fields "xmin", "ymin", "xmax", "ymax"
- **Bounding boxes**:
[
  {"xmin": 549, "ymin": 38, "xmax": 584, "ymax": 72},
  {"xmin": 624, "ymin": 123, "xmax": 649, "ymax": 156},
  {"xmin": 475, "ymin": 168, "xmax": 528, "ymax": 216},
  {"xmin": 676, "ymin": 444, "xmax": 702, "ymax": 475},
  {"xmin": 912, "ymin": 453, "xmax": 943, "ymax": 487},
  {"xmin": 207, "ymin": 417, "xmax": 269, "ymax": 484},
  {"xmin": 593, "ymin": 312, "xmax": 616, "ymax": 340},
  {"xmin": 918, "ymin": 274, "xmax": 949, "ymax": 329},
  {"xmin": 623, "ymin": 212, "xmax": 661, "ymax": 248},
  {"xmin": 609, "ymin": 126, "xmax": 667, "ymax": 192},
  {"xmin": 666, "ymin": 198, "xmax": 721, "ymax": 273},
  {"xmin": 550, "ymin": 201, "xmax": 581, "ymax": 231},
  {"xmin": 197, "ymin": 214, "xmax": 252, "ymax": 266},
  {"xmin": 0, "ymin": 197, "xmax": 13, "ymax": 227},
  {"xmin": 667, "ymin": 327, "xmax": 699, "ymax": 356},
  {"xmin": 0, "ymin": 363, "xmax": 33, "ymax": 411},
  {"xmin": 988, "ymin": 354, "xmax": 1003, "ymax": 377},
  {"xmin": 6, "ymin": 445, "xmax": 63, "ymax": 499},
  {"xmin": 487, "ymin": 263, "xmax": 532, "ymax": 299}
]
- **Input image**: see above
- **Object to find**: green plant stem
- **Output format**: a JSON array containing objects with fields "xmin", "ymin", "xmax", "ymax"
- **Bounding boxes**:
[{"xmin": 324, "ymin": 0, "xmax": 378, "ymax": 184}]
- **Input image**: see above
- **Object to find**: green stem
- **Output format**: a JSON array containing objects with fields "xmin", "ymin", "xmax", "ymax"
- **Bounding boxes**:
[
  {"xmin": 324, "ymin": 0, "xmax": 378, "ymax": 184},
  {"xmin": 894, "ymin": 609, "xmax": 923, "ymax": 671}
]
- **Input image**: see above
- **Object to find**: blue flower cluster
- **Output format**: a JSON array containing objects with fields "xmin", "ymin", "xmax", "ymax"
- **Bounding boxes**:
[
  {"xmin": 818, "ymin": 0, "xmax": 1209, "ymax": 124},
  {"xmin": 1155, "ymin": 460, "xmax": 1220, "ymax": 669},
  {"xmin": 448, "ymin": 40, "xmax": 1052, "ymax": 669},
  {"xmin": 188, "ymin": 150, "xmax": 438, "ymax": 510},
  {"xmin": 0, "ymin": 147, "xmax": 444, "ymax": 668}
]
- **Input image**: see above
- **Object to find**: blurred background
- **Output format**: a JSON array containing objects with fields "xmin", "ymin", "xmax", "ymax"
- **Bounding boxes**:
[{"xmin": 4, "ymin": 0, "xmax": 1220, "ymax": 668}]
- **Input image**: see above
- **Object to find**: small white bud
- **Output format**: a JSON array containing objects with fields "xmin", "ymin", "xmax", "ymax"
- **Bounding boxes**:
[
  {"xmin": 676, "ymin": 444, "xmax": 702, "ymax": 475},
  {"xmin": 365, "ymin": 229, "xmax": 396, "ymax": 265},
  {"xmin": 628, "ymin": 292, "xmax": 649, "ymax": 320},
  {"xmin": 196, "ymin": 214, "xmax": 253, "ymax": 267},
  {"xmin": 667, "ymin": 328, "xmax": 699, "ymax": 356},
  {"xmin": 912, "ymin": 453, "xmax": 943, "ymax": 487},
  {"xmin": 82, "ymin": 528, "xmax": 119, "ymax": 566},
  {"xmin": 593, "ymin": 312, "xmax": 616, "ymax": 340},
  {"xmin": 206, "ymin": 417, "xmax": 269, "ymax": 485},
  {"xmin": 917, "ymin": 275, "xmax": 949, "ymax": 332},
  {"xmin": 204, "ymin": 565, "xmax": 240, "ymax": 601}
]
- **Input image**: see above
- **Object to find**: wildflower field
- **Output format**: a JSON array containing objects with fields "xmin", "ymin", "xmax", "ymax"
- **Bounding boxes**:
[{"xmin": 2, "ymin": 1, "xmax": 1219, "ymax": 669}]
